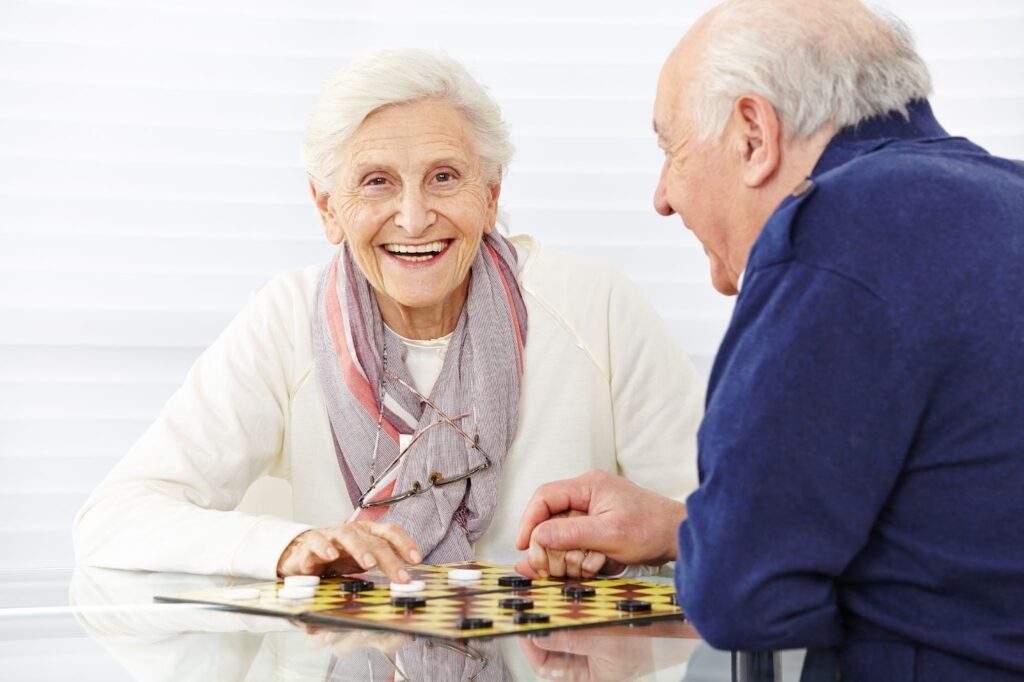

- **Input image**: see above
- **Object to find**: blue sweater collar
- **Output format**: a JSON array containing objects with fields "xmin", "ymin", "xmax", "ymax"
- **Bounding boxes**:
[{"xmin": 811, "ymin": 99, "xmax": 949, "ymax": 177}]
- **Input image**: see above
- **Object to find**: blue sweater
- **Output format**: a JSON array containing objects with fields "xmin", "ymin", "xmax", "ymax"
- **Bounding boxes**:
[{"xmin": 676, "ymin": 100, "xmax": 1024, "ymax": 680}]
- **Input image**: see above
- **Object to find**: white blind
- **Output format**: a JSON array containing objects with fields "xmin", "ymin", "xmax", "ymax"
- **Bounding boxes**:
[{"xmin": 2, "ymin": 0, "xmax": 1022, "ymax": 570}]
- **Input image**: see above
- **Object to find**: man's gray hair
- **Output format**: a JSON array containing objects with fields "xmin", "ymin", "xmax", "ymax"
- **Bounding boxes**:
[
  {"xmin": 693, "ymin": 0, "xmax": 933, "ymax": 141},
  {"xmin": 303, "ymin": 49, "xmax": 514, "ymax": 193}
]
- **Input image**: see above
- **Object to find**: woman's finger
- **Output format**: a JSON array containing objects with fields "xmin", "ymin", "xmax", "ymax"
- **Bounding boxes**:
[
  {"xmin": 362, "ymin": 534, "xmax": 411, "ymax": 583},
  {"xmin": 306, "ymin": 531, "xmax": 340, "ymax": 565},
  {"xmin": 331, "ymin": 525, "xmax": 378, "ymax": 572},
  {"xmin": 365, "ymin": 521, "xmax": 423, "ymax": 565}
]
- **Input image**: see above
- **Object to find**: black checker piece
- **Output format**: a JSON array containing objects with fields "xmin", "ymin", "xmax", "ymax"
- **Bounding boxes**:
[
  {"xmin": 561, "ymin": 585, "xmax": 596, "ymax": 599},
  {"xmin": 498, "ymin": 597, "xmax": 534, "ymax": 611},
  {"xmin": 458, "ymin": 617, "xmax": 493, "ymax": 630},
  {"xmin": 616, "ymin": 599, "xmax": 652, "ymax": 612},
  {"xmin": 339, "ymin": 579, "xmax": 375, "ymax": 593},
  {"xmin": 498, "ymin": 576, "xmax": 532, "ymax": 588},
  {"xmin": 513, "ymin": 612, "xmax": 550, "ymax": 624},
  {"xmin": 391, "ymin": 596, "xmax": 426, "ymax": 609}
]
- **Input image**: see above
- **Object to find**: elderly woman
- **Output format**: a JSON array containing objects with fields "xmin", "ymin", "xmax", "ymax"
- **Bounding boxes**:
[{"xmin": 73, "ymin": 50, "xmax": 703, "ymax": 582}]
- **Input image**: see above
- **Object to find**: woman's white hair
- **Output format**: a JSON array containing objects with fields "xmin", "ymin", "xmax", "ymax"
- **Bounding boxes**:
[
  {"xmin": 303, "ymin": 49, "xmax": 513, "ymax": 194},
  {"xmin": 693, "ymin": 0, "xmax": 933, "ymax": 141}
]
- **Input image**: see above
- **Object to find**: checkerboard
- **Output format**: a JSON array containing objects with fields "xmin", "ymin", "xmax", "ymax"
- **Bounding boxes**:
[{"xmin": 155, "ymin": 561, "xmax": 684, "ymax": 639}]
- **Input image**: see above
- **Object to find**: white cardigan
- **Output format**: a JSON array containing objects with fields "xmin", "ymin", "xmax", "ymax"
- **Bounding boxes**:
[{"xmin": 74, "ymin": 235, "xmax": 704, "ymax": 579}]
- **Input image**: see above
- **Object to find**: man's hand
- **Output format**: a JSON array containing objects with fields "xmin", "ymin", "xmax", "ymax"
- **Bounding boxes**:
[
  {"xmin": 293, "ymin": 621, "xmax": 411, "ymax": 661},
  {"xmin": 519, "ymin": 510, "xmax": 624, "ymax": 579},
  {"xmin": 514, "ymin": 470, "xmax": 686, "ymax": 570},
  {"xmin": 276, "ymin": 521, "xmax": 422, "ymax": 583},
  {"xmin": 518, "ymin": 627, "xmax": 655, "ymax": 682}
]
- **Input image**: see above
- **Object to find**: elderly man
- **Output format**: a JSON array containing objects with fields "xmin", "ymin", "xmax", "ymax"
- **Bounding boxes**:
[{"xmin": 515, "ymin": 0, "xmax": 1024, "ymax": 679}]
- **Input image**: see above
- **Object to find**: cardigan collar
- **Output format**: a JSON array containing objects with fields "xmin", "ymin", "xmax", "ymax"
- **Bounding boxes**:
[{"xmin": 811, "ymin": 99, "xmax": 950, "ymax": 177}]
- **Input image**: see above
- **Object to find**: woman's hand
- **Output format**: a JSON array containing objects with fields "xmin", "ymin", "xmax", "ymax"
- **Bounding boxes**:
[{"xmin": 276, "ymin": 521, "xmax": 422, "ymax": 583}]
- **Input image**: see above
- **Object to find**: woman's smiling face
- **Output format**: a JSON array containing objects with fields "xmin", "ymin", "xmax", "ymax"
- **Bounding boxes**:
[{"xmin": 315, "ymin": 97, "xmax": 499, "ymax": 336}]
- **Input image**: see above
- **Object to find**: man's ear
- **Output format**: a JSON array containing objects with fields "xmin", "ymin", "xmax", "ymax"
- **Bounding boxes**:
[
  {"xmin": 309, "ymin": 177, "xmax": 345, "ymax": 244},
  {"xmin": 731, "ymin": 94, "xmax": 781, "ymax": 188},
  {"xmin": 483, "ymin": 178, "xmax": 502, "ymax": 235}
]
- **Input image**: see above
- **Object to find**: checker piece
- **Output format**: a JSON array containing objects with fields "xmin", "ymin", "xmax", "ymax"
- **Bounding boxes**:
[
  {"xmin": 561, "ymin": 585, "xmax": 596, "ymax": 600},
  {"xmin": 513, "ymin": 612, "xmax": 550, "ymax": 624},
  {"xmin": 390, "ymin": 580, "xmax": 426, "ymax": 593},
  {"xmin": 497, "ymin": 576, "xmax": 531, "ymax": 588},
  {"xmin": 457, "ymin": 617, "xmax": 493, "ymax": 630},
  {"xmin": 339, "ymin": 579, "xmax": 375, "ymax": 593},
  {"xmin": 284, "ymin": 575, "xmax": 320, "ymax": 587},
  {"xmin": 616, "ymin": 599, "xmax": 653, "ymax": 612},
  {"xmin": 498, "ymin": 597, "xmax": 534, "ymax": 611},
  {"xmin": 391, "ymin": 596, "xmax": 427, "ymax": 609}
]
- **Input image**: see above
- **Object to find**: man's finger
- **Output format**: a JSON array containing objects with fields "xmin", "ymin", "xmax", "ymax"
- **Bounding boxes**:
[
  {"xmin": 581, "ymin": 550, "xmax": 606, "ymax": 578},
  {"xmin": 515, "ymin": 474, "xmax": 598, "ymax": 550},
  {"xmin": 533, "ymin": 514, "xmax": 612, "ymax": 553},
  {"xmin": 563, "ymin": 549, "xmax": 585, "ymax": 579},
  {"xmin": 514, "ymin": 557, "xmax": 540, "ymax": 578},
  {"xmin": 528, "ymin": 535, "xmax": 551, "ymax": 578},
  {"xmin": 546, "ymin": 546, "xmax": 568, "ymax": 578}
]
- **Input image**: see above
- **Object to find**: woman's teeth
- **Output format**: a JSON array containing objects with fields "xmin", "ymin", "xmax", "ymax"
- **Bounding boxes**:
[{"xmin": 384, "ymin": 240, "xmax": 448, "ymax": 261}]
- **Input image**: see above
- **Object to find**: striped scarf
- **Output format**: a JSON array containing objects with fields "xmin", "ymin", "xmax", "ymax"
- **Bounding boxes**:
[{"xmin": 312, "ymin": 233, "xmax": 527, "ymax": 562}]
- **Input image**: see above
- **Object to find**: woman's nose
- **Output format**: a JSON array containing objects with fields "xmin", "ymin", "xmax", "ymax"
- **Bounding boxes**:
[{"xmin": 395, "ymin": 188, "xmax": 437, "ymax": 237}]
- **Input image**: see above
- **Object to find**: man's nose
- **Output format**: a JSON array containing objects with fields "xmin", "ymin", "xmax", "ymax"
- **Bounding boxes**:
[
  {"xmin": 653, "ymin": 163, "xmax": 675, "ymax": 217},
  {"xmin": 395, "ymin": 187, "xmax": 437, "ymax": 237}
]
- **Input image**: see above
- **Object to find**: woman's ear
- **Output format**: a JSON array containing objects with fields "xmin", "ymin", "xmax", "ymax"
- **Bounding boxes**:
[
  {"xmin": 309, "ymin": 177, "xmax": 345, "ymax": 244},
  {"xmin": 483, "ymin": 179, "xmax": 502, "ymax": 234},
  {"xmin": 731, "ymin": 94, "xmax": 781, "ymax": 188}
]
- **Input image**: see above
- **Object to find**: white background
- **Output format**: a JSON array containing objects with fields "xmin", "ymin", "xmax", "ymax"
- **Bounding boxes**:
[{"xmin": 1, "ymin": 0, "xmax": 1022, "ymax": 570}]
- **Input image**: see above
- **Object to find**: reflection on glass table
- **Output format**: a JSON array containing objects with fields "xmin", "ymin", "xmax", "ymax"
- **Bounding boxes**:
[{"xmin": 0, "ymin": 565, "xmax": 830, "ymax": 681}]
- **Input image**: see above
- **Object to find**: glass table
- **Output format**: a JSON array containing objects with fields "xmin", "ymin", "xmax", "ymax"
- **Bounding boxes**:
[{"xmin": 0, "ymin": 567, "xmax": 824, "ymax": 681}]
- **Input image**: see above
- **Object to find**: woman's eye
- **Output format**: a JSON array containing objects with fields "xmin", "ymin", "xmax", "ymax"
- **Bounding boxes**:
[
  {"xmin": 366, "ymin": 177, "xmax": 388, "ymax": 186},
  {"xmin": 434, "ymin": 171, "xmax": 454, "ymax": 183}
]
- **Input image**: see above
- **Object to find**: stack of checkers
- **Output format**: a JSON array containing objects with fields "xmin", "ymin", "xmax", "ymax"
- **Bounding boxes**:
[{"xmin": 154, "ymin": 561, "xmax": 683, "ymax": 639}]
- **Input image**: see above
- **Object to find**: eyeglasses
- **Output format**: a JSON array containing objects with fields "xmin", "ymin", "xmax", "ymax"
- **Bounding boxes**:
[{"xmin": 357, "ymin": 368, "xmax": 492, "ymax": 510}]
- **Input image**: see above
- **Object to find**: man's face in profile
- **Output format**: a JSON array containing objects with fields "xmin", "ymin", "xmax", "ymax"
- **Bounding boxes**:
[{"xmin": 652, "ymin": 54, "xmax": 743, "ymax": 297}]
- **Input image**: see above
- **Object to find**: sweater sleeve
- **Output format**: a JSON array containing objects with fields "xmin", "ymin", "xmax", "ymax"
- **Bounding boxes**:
[
  {"xmin": 73, "ymin": 275, "xmax": 314, "ymax": 579},
  {"xmin": 607, "ymin": 268, "xmax": 704, "ymax": 502},
  {"xmin": 677, "ymin": 261, "xmax": 917, "ymax": 650}
]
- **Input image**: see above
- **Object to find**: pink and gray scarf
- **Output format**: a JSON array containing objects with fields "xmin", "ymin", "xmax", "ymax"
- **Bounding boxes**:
[{"xmin": 312, "ymin": 233, "xmax": 527, "ymax": 562}]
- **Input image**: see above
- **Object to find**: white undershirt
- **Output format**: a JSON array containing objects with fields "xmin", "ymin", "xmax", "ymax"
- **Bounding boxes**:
[{"xmin": 388, "ymin": 328, "xmax": 452, "ymax": 396}]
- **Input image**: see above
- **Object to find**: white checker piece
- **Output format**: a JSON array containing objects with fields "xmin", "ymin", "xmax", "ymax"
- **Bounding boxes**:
[
  {"xmin": 389, "ymin": 580, "xmax": 427, "ymax": 593},
  {"xmin": 278, "ymin": 585, "xmax": 317, "ymax": 600},
  {"xmin": 284, "ymin": 575, "xmax": 321, "ymax": 587},
  {"xmin": 222, "ymin": 587, "xmax": 260, "ymax": 601}
]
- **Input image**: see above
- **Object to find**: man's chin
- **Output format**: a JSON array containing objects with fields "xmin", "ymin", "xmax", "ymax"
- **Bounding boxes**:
[{"xmin": 710, "ymin": 267, "xmax": 739, "ymax": 296}]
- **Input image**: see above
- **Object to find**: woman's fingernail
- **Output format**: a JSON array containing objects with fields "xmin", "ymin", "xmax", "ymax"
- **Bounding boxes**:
[
  {"xmin": 410, "ymin": 550, "xmax": 422, "ymax": 564},
  {"xmin": 362, "ymin": 553, "xmax": 377, "ymax": 568},
  {"xmin": 398, "ymin": 569, "xmax": 411, "ymax": 582}
]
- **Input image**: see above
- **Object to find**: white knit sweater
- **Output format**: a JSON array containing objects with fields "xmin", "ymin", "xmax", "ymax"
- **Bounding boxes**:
[{"xmin": 73, "ymin": 235, "xmax": 704, "ymax": 579}]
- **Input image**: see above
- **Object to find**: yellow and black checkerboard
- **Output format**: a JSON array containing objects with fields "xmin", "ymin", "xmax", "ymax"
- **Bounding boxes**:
[{"xmin": 155, "ymin": 561, "xmax": 684, "ymax": 639}]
